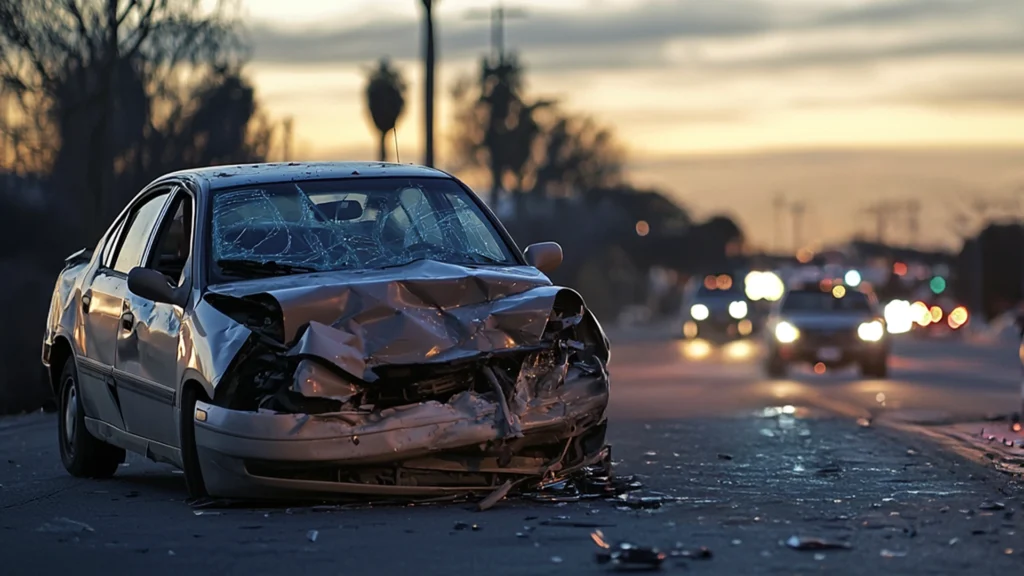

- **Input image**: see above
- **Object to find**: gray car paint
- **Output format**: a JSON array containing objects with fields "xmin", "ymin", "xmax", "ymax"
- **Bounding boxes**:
[{"xmin": 41, "ymin": 162, "xmax": 611, "ymax": 498}]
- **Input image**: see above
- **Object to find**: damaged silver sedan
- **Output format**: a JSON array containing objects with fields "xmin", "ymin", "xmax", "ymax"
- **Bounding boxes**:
[{"xmin": 41, "ymin": 162, "xmax": 611, "ymax": 501}]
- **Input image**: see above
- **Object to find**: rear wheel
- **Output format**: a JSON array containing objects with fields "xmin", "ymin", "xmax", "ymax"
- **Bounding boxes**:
[
  {"xmin": 859, "ymin": 355, "xmax": 889, "ymax": 379},
  {"xmin": 179, "ymin": 386, "xmax": 208, "ymax": 499},
  {"xmin": 57, "ymin": 358, "xmax": 125, "ymax": 478}
]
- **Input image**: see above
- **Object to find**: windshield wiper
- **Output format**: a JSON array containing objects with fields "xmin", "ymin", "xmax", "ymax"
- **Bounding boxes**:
[{"xmin": 217, "ymin": 259, "xmax": 319, "ymax": 277}]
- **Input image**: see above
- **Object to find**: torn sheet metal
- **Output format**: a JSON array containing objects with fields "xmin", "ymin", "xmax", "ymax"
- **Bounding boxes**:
[
  {"xmin": 206, "ymin": 259, "xmax": 589, "ymax": 381},
  {"xmin": 197, "ymin": 259, "xmax": 611, "ymax": 499}
]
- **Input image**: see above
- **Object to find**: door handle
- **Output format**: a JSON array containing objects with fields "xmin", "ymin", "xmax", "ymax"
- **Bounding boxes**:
[
  {"xmin": 121, "ymin": 311, "xmax": 134, "ymax": 331},
  {"xmin": 81, "ymin": 291, "xmax": 92, "ymax": 313}
]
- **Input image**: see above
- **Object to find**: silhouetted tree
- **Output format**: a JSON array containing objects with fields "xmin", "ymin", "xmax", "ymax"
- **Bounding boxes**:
[
  {"xmin": 0, "ymin": 0, "xmax": 245, "ymax": 237},
  {"xmin": 0, "ymin": 0, "xmax": 276, "ymax": 415},
  {"xmin": 365, "ymin": 58, "xmax": 407, "ymax": 162},
  {"xmin": 451, "ymin": 54, "xmax": 620, "ymax": 206}
]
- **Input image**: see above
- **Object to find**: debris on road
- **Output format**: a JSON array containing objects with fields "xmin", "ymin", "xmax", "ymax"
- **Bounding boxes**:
[
  {"xmin": 785, "ymin": 536, "xmax": 852, "ymax": 551},
  {"xmin": 669, "ymin": 544, "xmax": 713, "ymax": 560},
  {"xmin": 306, "ymin": 530, "xmax": 318, "ymax": 542},
  {"xmin": 979, "ymin": 501, "xmax": 1006, "ymax": 511},
  {"xmin": 453, "ymin": 521, "xmax": 480, "ymax": 531},
  {"xmin": 477, "ymin": 480, "xmax": 515, "ymax": 511},
  {"xmin": 717, "ymin": 453, "xmax": 733, "ymax": 460},
  {"xmin": 592, "ymin": 529, "xmax": 666, "ymax": 571},
  {"xmin": 36, "ymin": 517, "xmax": 95, "ymax": 535},
  {"xmin": 880, "ymin": 549, "xmax": 908, "ymax": 558}
]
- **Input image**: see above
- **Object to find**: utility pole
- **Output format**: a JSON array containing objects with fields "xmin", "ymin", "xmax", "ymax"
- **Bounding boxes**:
[
  {"xmin": 791, "ymin": 202, "xmax": 805, "ymax": 252},
  {"xmin": 466, "ymin": 1, "xmax": 528, "ymax": 65},
  {"xmin": 906, "ymin": 199, "xmax": 920, "ymax": 247},
  {"xmin": 282, "ymin": 117, "xmax": 294, "ymax": 162},
  {"xmin": 420, "ymin": 0, "xmax": 437, "ymax": 168},
  {"xmin": 863, "ymin": 201, "xmax": 890, "ymax": 245},
  {"xmin": 773, "ymin": 193, "xmax": 786, "ymax": 254}
]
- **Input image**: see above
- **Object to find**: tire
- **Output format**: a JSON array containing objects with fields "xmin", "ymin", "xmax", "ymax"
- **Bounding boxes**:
[
  {"xmin": 57, "ymin": 357, "xmax": 125, "ymax": 478},
  {"xmin": 179, "ymin": 386, "xmax": 208, "ymax": 499},
  {"xmin": 860, "ymin": 356, "xmax": 888, "ymax": 379},
  {"xmin": 765, "ymin": 354, "xmax": 788, "ymax": 378}
]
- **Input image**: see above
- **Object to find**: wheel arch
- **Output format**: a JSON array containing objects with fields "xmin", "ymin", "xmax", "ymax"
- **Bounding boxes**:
[{"xmin": 48, "ymin": 336, "xmax": 75, "ymax": 397}]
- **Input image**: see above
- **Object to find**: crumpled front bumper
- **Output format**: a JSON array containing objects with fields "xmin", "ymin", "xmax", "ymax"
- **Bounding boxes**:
[{"xmin": 193, "ymin": 369, "xmax": 610, "ymax": 499}]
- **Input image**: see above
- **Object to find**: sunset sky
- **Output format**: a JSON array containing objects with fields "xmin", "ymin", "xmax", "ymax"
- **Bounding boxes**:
[{"xmin": 237, "ymin": 0, "xmax": 1024, "ymax": 251}]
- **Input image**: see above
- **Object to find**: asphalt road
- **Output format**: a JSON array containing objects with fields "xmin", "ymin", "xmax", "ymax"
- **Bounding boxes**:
[{"xmin": 2, "ymin": 333, "xmax": 1023, "ymax": 575}]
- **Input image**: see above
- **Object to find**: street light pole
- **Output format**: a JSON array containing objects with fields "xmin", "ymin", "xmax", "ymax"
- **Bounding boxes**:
[{"xmin": 420, "ymin": 0, "xmax": 436, "ymax": 168}]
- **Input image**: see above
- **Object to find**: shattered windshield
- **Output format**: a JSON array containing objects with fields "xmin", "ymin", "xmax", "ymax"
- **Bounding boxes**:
[{"xmin": 209, "ymin": 177, "xmax": 516, "ymax": 278}]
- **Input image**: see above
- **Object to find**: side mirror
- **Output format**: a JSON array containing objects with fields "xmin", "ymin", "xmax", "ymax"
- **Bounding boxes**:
[
  {"xmin": 127, "ymin": 267, "xmax": 186, "ymax": 307},
  {"xmin": 524, "ymin": 242, "xmax": 563, "ymax": 274}
]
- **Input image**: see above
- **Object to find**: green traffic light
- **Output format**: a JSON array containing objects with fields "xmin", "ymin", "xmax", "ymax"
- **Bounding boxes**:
[{"xmin": 929, "ymin": 276, "xmax": 946, "ymax": 294}]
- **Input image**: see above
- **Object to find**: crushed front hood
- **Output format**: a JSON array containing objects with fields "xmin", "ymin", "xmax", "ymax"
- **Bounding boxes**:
[{"xmin": 206, "ymin": 260, "xmax": 584, "ymax": 381}]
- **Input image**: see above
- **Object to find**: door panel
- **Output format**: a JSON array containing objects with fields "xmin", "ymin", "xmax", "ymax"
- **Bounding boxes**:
[
  {"xmin": 115, "ymin": 298, "xmax": 180, "ymax": 445},
  {"xmin": 77, "ymin": 270, "xmax": 127, "ymax": 429},
  {"xmin": 114, "ymin": 189, "xmax": 191, "ymax": 446}
]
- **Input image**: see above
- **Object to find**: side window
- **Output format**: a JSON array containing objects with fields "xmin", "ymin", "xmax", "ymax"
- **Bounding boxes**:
[
  {"xmin": 111, "ymin": 191, "xmax": 171, "ymax": 274},
  {"xmin": 146, "ymin": 192, "xmax": 194, "ymax": 287},
  {"xmin": 100, "ymin": 217, "xmax": 127, "ymax": 268}
]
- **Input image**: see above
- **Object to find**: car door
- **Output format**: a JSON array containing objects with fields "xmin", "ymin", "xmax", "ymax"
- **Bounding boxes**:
[
  {"xmin": 76, "ymin": 215, "xmax": 132, "ymax": 430},
  {"xmin": 91, "ymin": 187, "xmax": 173, "ymax": 441},
  {"xmin": 115, "ymin": 188, "xmax": 194, "ymax": 447}
]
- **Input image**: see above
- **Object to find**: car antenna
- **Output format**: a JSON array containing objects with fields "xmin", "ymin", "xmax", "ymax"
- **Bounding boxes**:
[{"xmin": 392, "ymin": 126, "xmax": 401, "ymax": 164}]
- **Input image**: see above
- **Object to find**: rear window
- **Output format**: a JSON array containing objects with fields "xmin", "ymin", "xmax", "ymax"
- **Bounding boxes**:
[{"xmin": 782, "ymin": 290, "xmax": 871, "ymax": 312}]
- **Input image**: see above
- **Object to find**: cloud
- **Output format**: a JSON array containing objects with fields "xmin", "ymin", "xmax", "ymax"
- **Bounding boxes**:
[
  {"xmin": 709, "ymin": 34, "xmax": 1024, "ymax": 73},
  {"xmin": 810, "ymin": 0, "xmax": 1022, "ymax": 28},
  {"xmin": 248, "ymin": 0, "xmax": 773, "ymax": 66},
  {"xmin": 247, "ymin": 0, "xmax": 1024, "ymax": 111}
]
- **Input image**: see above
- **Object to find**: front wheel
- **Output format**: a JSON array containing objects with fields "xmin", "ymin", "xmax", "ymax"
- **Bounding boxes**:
[
  {"xmin": 57, "ymin": 358, "xmax": 125, "ymax": 478},
  {"xmin": 179, "ymin": 387, "xmax": 208, "ymax": 499}
]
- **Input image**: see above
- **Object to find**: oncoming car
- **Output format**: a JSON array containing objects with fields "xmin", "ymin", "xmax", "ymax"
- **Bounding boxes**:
[
  {"xmin": 42, "ymin": 162, "xmax": 611, "ymax": 500},
  {"xmin": 764, "ymin": 286, "xmax": 889, "ymax": 378},
  {"xmin": 682, "ymin": 276, "xmax": 753, "ymax": 342}
]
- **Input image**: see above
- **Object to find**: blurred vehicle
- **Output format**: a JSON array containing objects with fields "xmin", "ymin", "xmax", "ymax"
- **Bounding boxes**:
[
  {"xmin": 41, "ymin": 162, "xmax": 612, "ymax": 500},
  {"xmin": 682, "ymin": 274, "xmax": 754, "ymax": 343},
  {"xmin": 764, "ymin": 285, "xmax": 889, "ymax": 378}
]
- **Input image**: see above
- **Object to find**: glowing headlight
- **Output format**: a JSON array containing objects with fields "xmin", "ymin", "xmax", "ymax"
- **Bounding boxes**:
[
  {"xmin": 728, "ymin": 300, "xmax": 748, "ymax": 319},
  {"xmin": 774, "ymin": 321, "xmax": 800, "ymax": 343},
  {"xmin": 690, "ymin": 304, "xmax": 710, "ymax": 321},
  {"xmin": 858, "ymin": 320, "xmax": 885, "ymax": 342}
]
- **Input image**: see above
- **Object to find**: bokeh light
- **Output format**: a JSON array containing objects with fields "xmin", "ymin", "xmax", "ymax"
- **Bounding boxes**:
[
  {"xmin": 883, "ymin": 299, "xmax": 913, "ymax": 334},
  {"xmin": 893, "ymin": 262, "xmax": 908, "ymax": 276},
  {"xmin": 911, "ymin": 301, "xmax": 931, "ymax": 326},
  {"xmin": 744, "ymin": 271, "xmax": 785, "ymax": 301},
  {"xmin": 844, "ymin": 270, "xmax": 862, "ymax": 286},
  {"xmin": 832, "ymin": 285, "xmax": 847, "ymax": 298},
  {"xmin": 947, "ymin": 306, "xmax": 969, "ymax": 329},
  {"xmin": 716, "ymin": 274, "xmax": 733, "ymax": 290},
  {"xmin": 635, "ymin": 220, "xmax": 650, "ymax": 236}
]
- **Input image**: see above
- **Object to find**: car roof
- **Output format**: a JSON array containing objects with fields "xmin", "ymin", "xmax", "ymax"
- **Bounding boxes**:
[{"xmin": 160, "ymin": 161, "xmax": 454, "ymax": 191}]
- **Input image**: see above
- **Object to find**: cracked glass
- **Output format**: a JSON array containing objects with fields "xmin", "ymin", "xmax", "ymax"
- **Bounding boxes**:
[{"xmin": 209, "ymin": 177, "xmax": 516, "ymax": 278}]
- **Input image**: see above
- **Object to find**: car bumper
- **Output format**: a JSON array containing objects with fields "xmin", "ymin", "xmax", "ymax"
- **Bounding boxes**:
[
  {"xmin": 775, "ymin": 340, "xmax": 888, "ymax": 364},
  {"xmin": 684, "ymin": 318, "xmax": 754, "ymax": 339},
  {"xmin": 192, "ymin": 371, "xmax": 610, "ymax": 500}
]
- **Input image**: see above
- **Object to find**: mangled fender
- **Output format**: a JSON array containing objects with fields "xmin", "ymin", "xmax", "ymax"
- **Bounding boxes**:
[{"xmin": 204, "ymin": 260, "xmax": 603, "ymax": 385}]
